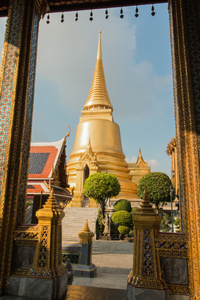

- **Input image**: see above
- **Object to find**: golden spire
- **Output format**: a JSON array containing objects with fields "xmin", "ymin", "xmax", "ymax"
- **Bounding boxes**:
[
  {"xmin": 82, "ymin": 220, "xmax": 90, "ymax": 232},
  {"xmin": 139, "ymin": 190, "xmax": 156, "ymax": 215},
  {"xmin": 136, "ymin": 145, "xmax": 145, "ymax": 166},
  {"xmin": 43, "ymin": 188, "xmax": 59, "ymax": 210},
  {"xmin": 84, "ymin": 31, "xmax": 113, "ymax": 111}
]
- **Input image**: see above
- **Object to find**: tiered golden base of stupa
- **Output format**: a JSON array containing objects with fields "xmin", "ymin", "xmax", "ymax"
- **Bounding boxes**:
[{"xmin": 67, "ymin": 117, "xmax": 139, "ymax": 207}]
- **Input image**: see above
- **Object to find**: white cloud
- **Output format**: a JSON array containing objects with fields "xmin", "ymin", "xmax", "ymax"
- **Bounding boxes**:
[
  {"xmin": 148, "ymin": 159, "xmax": 159, "ymax": 167},
  {"xmin": 126, "ymin": 156, "xmax": 137, "ymax": 163}
]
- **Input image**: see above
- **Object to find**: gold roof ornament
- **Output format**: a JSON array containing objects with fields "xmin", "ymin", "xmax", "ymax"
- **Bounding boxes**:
[
  {"xmin": 84, "ymin": 31, "xmax": 113, "ymax": 111},
  {"xmin": 82, "ymin": 220, "xmax": 90, "ymax": 232},
  {"xmin": 42, "ymin": 188, "xmax": 59, "ymax": 210},
  {"xmin": 136, "ymin": 145, "xmax": 148, "ymax": 167},
  {"xmin": 78, "ymin": 220, "xmax": 94, "ymax": 244},
  {"xmin": 138, "ymin": 190, "xmax": 157, "ymax": 215}
]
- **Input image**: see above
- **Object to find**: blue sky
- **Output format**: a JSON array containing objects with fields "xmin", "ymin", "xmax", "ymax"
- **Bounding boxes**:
[{"xmin": 0, "ymin": 4, "xmax": 175, "ymax": 176}]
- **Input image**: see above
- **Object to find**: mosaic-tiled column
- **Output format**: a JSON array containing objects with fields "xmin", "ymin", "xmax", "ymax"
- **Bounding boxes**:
[
  {"xmin": 127, "ymin": 191, "xmax": 168, "ymax": 300},
  {"xmin": 23, "ymin": 189, "xmax": 68, "ymax": 299},
  {"xmin": 169, "ymin": 0, "xmax": 200, "ymax": 298},
  {"xmin": 0, "ymin": 0, "xmax": 48, "ymax": 293}
]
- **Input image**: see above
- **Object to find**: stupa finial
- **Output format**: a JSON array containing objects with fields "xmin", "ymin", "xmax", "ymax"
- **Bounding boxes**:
[
  {"xmin": 97, "ymin": 31, "xmax": 102, "ymax": 60},
  {"xmin": 84, "ymin": 31, "xmax": 113, "ymax": 111}
]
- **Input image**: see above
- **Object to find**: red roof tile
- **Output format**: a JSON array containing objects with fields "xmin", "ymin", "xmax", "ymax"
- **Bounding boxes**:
[{"xmin": 28, "ymin": 146, "xmax": 58, "ymax": 178}]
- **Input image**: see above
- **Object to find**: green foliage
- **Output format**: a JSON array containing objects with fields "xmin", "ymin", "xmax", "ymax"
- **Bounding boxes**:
[
  {"xmin": 110, "ymin": 221, "xmax": 119, "ymax": 235},
  {"xmin": 174, "ymin": 217, "xmax": 181, "ymax": 232},
  {"xmin": 26, "ymin": 200, "xmax": 32, "ymax": 210},
  {"xmin": 114, "ymin": 199, "xmax": 131, "ymax": 212},
  {"xmin": 96, "ymin": 209, "xmax": 104, "ymax": 233},
  {"xmin": 118, "ymin": 225, "xmax": 130, "ymax": 235},
  {"xmin": 160, "ymin": 213, "xmax": 170, "ymax": 232},
  {"xmin": 112, "ymin": 210, "xmax": 132, "ymax": 225},
  {"xmin": 137, "ymin": 172, "xmax": 172, "ymax": 210},
  {"xmin": 128, "ymin": 230, "xmax": 134, "ymax": 237},
  {"xmin": 84, "ymin": 172, "xmax": 121, "ymax": 218}
]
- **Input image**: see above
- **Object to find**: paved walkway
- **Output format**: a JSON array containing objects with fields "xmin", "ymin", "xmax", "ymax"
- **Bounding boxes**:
[{"xmin": 73, "ymin": 240, "xmax": 133, "ymax": 290}]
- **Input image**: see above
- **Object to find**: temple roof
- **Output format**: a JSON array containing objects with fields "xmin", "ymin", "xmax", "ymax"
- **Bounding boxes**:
[
  {"xmin": 84, "ymin": 31, "xmax": 113, "ymax": 111},
  {"xmin": 27, "ymin": 183, "xmax": 72, "ymax": 200},
  {"xmin": 28, "ymin": 138, "xmax": 65, "ymax": 179}
]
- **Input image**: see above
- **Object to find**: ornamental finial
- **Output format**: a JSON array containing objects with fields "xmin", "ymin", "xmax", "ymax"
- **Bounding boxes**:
[
  {"xmin": 97, "ymin": 31, "xmax": 102, "ymax": 60},
  {"xmin": 139, "ymin": 190, "xmax": 157, "ymax": 215}
]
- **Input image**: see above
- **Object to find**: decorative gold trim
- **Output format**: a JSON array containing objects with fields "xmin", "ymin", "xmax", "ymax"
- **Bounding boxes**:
[{"xmin": 169, "ymin": 0, "xmax": 200, "ymax": 297}]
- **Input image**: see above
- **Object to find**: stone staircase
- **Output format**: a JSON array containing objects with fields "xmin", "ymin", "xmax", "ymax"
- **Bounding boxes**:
[{"xmin": 62, "ymin": 207, "xmax": 98, "ymax": 243}]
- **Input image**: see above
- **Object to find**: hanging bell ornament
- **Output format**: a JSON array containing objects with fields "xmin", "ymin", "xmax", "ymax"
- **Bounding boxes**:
[
  {"xmin": 135, "ymin": 6, "xmax": 139, "ymax": 18},
  {"xmin": 120, "ymin": 8, "xmax": 124, "ymax": 19},
  {"xmin": 89, "ymin": 10, "xmax": 93, "ymax": 21},
  {"xmin": 46, "ymin": 14, "xmax": 50, "ymax": 24},
  {"xmin": 151, "ymin": 5, "xmax": 155, "ymax": 16},
  {"xmin": 105, "ymin": 9, "xmax": 109, "ymax": 19}
]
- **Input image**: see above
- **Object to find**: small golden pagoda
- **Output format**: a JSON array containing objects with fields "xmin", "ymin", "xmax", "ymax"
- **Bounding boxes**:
[{"xmin": 67, "ymin": 32, "xmax": 139, "ymax": 207}]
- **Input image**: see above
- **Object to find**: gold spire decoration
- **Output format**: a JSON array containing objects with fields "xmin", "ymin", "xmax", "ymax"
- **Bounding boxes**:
[
  {"xmin": 136, "ymin": 145, "xmax": 146, "ymax": 167},
  {"xmin": 84, "ymin": 31, "xmax": 113, "ymax": 110},
  {"xmin": 82, "ymin": 220, "xmax": 90, "ymax": 232},
  {"xmin": 138, "ymin": 190, "xmax": 157, "ymax": 215},
  {"xmin": 42, "ymin": 188, "xmax": 60, "ymax": 210}
]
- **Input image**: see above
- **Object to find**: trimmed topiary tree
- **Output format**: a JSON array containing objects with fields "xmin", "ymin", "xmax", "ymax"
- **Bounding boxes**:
[
  {"xmin": 112, "ymin": 210, "xmax": 132, "ymax": 225},
  {"xmin": 137, "ymin": 172, "xmax": 172, "ymax": 211},
  {"xmin": 118, "ymin": 225, "xmax": 130, "ymax": 235},
  {"xmin": 112, "ymin": 210, "xmax": 132, "ymax": 237},
  {"xmin": 113, "ymin": 199, "xmax": 131, "ymax": 212},
  {"xmin": 83, "ymin": 172, "xmax": 121, "ymax": 220}
]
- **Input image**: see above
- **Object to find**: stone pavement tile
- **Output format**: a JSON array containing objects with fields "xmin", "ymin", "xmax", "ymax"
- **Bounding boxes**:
[
  {"xmin": 72, "ymin": 240, "xmax": 133, "ymax": 291},
  {"xmin": 66, "ymin": 285, "xmax": 127, "ymax": 300},
  {"xmin": 73, "ymin": 272, "xmax": 130, "ymax": 290}
]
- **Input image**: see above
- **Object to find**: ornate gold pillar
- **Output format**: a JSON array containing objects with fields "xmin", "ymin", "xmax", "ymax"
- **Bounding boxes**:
[
  {"xmin": 127, "ymin": 191, "xmax": 168, "ymax": 299},
  {"xmin": 32, "ymin": 190, "xmax": 64, "ymax": 273},
  {"xmin": 0, "ymin": 0, "xmax": 48, "ymax": 293},
  {"xmin": 169, "ymin": 0, "xmax": 200, "ymax": 298}
]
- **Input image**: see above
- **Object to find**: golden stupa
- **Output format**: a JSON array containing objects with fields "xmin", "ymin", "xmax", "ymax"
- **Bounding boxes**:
[{"xmin": 67, "ymin": 32, "xmax": 139, "ymax": 207}]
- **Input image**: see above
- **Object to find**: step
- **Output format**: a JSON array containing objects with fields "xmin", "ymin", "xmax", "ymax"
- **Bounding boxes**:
[{"xmin": 62, "ymin": 207, "xmax": 98, "ymax": 243}]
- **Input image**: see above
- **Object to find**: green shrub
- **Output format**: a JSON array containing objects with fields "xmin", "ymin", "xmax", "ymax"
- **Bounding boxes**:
[
  {"xmin": 112, "ymin": 210, "xmax": 132, "ymax": 225},
  {"xmin": 114, "ymin": 199, "xmax": 131, "ymax": 212},
  {"xmin": 110, "ymin": 221, "xmax": 118, "ymax": 235},
  {"xmin": 160, "ymin": 213, "xmax": 170, "ymax": 232},
  {"xmin": 174, "ymin": 217, "xmax": 181, "ymax": 232},
  {"xmin": 118, "ymin": 225, "xmax": 130, "ymax": 235},
  {"xmin": 128, "ymin": 230, "xmax": 134, "ymax": 237},
  {"xmin": 174, "ymin": 217, "xmax": 180, "ymax": 226},
  {"xmin": 96, "ymin": 209, "xmax": 104, "ymax": 233}
]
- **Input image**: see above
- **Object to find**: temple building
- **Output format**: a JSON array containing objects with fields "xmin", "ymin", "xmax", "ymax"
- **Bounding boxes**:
[
  {"xmin": 128, "ymin": 146, "xmax": 151, "ymax": 186},
  {"xmin": 67, "ymin": 32, "xmax": 150, "ymax": 207},
  {"xmin": 27, "ymin": 135, "xmax": 72, "ymax": 223}
]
